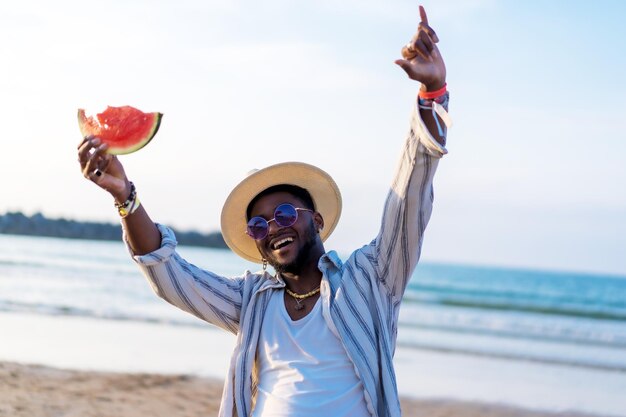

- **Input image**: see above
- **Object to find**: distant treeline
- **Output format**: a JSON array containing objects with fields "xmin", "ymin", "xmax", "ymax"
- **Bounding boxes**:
[{"xmin": 0, "ymin": 211, "xmax": 228, "ymax": 249}]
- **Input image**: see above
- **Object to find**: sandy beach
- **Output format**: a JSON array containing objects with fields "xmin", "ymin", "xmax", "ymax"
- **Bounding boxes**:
[{"xmin": 0, "ymin": 360, "xmax": 608, "ymax": 417}]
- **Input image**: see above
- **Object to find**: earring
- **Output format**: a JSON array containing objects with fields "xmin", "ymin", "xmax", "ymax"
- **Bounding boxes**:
[{"xmin": 262, "ymin": 258, "xmax": 268, "ymax": 271}]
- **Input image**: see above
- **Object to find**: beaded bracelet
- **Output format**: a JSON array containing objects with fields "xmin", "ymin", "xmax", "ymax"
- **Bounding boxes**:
[
  {"xmin": 114, "ymin": 182, "xmax": 141, "ymax": 218},
  {"xmin": 117, "ymin": 196, "xmax": 141, "ymax": 218}
]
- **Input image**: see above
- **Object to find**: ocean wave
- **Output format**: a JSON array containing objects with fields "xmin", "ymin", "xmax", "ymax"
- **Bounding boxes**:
[
  {"xmin": 403, "ymin": 291, "xmax": 626, "ymax": 321},
  {"xmin": 0, "ymin": 259, "xmax": 50, "ymax": 269},
  {"xmin": 0, "ymin": 300, "xmax": 205, "ymax": 329},
  {"xmin": 396, "ymin": 340, "xmax": 626, "ymax": 373},
  {"xmin": 397, "ymin": 320, "xmax": 626, "ymax": 349},
  {"xmin": 406, "ymin": 280, "xmax": 626, "ymax": 307}
]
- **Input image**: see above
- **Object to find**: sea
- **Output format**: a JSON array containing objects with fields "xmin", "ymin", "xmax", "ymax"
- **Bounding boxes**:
[{"xmin": 1, "ymin": 233, "xmax": 625, "ymax": 375}]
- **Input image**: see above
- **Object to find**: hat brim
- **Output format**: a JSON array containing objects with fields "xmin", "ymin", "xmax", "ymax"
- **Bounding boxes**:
[{"xmin": 220, "ymin": 162, "xmax": 342, "ymax": 263}]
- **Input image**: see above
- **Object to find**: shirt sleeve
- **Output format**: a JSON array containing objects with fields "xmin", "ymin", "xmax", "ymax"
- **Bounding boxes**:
[
  {"xmin": 125, "ymin": 223, "xmax": 244, "ymax": 335},
  {"xmin": 366, "ymin": 100, "xmax": 449, "ymax": 301}
]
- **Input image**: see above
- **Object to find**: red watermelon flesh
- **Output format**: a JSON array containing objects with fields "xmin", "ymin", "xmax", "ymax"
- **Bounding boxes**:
[{"xmin": 78, "ymin": 106, "xmax": 163, "ymax": 155}]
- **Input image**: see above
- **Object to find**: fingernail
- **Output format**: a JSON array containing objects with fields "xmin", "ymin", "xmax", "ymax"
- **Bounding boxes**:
[{"xmin": 95, "ymin": 170, "xmax": 102, "ymax": 177}]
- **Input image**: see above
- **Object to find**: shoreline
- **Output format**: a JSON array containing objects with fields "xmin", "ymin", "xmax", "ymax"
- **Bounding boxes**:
[{"xmin": 0, "ymin": 361, "xmax": 607, "ymax": 417}]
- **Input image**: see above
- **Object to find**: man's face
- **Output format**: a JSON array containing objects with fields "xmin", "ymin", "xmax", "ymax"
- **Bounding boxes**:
[{"xmin": 248, "ymin": 191, "xmax": 321, "ymax": 274}]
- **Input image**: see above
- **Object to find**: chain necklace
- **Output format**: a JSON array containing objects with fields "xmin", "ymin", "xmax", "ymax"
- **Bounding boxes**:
[{"xmin": 285, "ymin": 286, "xmax": 320, "ymax": 311}]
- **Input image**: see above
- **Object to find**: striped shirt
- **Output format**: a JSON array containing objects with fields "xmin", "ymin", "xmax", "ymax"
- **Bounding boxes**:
[{"xmin": 127, "ymin": 102, "xmax": 448, "ymax": 417}]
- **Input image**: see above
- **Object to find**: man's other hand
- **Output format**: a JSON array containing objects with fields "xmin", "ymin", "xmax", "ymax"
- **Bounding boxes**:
[{"xmin": 395, "ymin": 5, "xmax": 446, "ymax": 91}]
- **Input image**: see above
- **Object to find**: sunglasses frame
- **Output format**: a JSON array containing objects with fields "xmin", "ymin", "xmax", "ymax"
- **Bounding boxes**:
[{"xmin": 246, "ymin": 203, "xmax": 314, "ymax": 240}]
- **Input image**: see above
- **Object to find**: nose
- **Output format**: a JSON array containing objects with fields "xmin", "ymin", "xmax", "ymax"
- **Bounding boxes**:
[{"xmin": 266, "ymin": 218, "xmax": 282, "ymax": 237}]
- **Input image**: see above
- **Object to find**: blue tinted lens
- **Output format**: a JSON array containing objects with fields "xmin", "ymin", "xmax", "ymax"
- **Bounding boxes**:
[
  {"xmin": 247, "ymin": 217, "xmax": 269, "ymax": 240},
  {"xmin": 274, "ymin": 204, "xmax": 298, "ymax": 227}
]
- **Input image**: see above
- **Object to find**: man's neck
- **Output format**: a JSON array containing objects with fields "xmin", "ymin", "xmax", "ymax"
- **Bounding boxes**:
[{"xmin": 280, "ymin": 247, "xmax": 325, "ymax": 294}]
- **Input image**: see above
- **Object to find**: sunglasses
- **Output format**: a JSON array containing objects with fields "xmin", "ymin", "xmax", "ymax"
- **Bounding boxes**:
[{"xmin": 246, "ymin": 203, "xmax": 313, "ymax": 240}]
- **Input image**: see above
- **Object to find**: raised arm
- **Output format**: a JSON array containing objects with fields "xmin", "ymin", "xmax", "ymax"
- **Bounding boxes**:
[
  {"xmin": 368, "ymin": 5, "xmax": 450, "ymax": 300},
  {"xmin": 77, "ymin": 137, "xmax": 244, "ymax": 333},
  {"xmin": 77, "ymin": 136, "xmax": 161, "ymax": 255},
  {"xmin": 395, "ymin": 5, "xmax": 448, "ymax": 143}
]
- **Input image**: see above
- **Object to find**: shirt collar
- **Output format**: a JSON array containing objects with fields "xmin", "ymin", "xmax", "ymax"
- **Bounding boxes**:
[{"xmin": 318, "ymin": 250, "xmax": 343, "ymax": 271}]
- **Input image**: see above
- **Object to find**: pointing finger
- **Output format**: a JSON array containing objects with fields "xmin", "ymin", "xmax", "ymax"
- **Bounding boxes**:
[
  {"xmin": 419, "ymin": 5, "xmax": 428, "ymax": 26},
  {"xmin": 418, "ymin": 6, "xmax": 439, "ymax": 43}
]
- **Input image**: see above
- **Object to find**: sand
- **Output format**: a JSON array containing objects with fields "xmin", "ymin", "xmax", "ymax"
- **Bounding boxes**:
[{"xmin": 0, "ymin": 361, "xmax": 607, "ymax": 417}]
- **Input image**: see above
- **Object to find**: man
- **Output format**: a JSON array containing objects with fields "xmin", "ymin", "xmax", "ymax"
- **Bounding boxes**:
[{"xmin": 78, "ymin": 5, "xmax": 450, "ymax": 417}]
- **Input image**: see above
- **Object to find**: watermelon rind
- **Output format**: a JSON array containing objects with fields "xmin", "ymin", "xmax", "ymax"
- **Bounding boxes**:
[
  {"xmin": 77, "ymin": 109, "xmax": 92, "ymax": 139},
  {"xmin": 77, "ymin": 107, "xmax": 163, "ymax": 155}
]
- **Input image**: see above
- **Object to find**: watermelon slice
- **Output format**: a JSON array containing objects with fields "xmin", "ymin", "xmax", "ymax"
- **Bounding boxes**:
[{"xmin": 77, "ymin": 105, "xmax": 163, "ymax": 155}]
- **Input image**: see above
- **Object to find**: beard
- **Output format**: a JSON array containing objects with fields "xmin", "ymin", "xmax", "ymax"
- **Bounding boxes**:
[{"xmin": 266, "ymin": 221, "xmax": 318, "ymax": 275}]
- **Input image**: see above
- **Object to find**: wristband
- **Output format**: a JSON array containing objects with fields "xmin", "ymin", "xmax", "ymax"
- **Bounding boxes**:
[{"xmin": 418, "ymin": 83, "xmax": 447, "ymax": 100}]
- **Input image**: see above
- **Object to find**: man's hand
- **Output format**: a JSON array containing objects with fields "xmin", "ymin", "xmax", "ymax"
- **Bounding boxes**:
[
  {"xmin": 77, "ymin": 136, "xmax": 131, "ymax": 203},
  {"xmin": 395, "ymin": 5, "xmax": 446, "ymax": 91}
]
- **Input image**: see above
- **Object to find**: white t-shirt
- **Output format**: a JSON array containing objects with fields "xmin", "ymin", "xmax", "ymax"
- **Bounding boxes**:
[{"xmin": 251, "ymin": 290, "xmax": 370, "ymax": 417}]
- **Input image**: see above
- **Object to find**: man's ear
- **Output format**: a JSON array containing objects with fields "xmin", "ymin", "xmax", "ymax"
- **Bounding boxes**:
[{"xmin": 313, "ymin": 212, "xmax": 324, "ymax": 232}]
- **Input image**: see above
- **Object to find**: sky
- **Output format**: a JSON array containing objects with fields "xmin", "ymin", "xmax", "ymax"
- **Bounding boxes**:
[{"xmin": 0, "ymin": 0, "xmax": 625, "ymax": 276}]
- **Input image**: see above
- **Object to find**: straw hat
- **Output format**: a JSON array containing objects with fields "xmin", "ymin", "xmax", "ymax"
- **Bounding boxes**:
[{"xmin": 220, "ymin": 162, "xmax": 342, "ymax": 263}]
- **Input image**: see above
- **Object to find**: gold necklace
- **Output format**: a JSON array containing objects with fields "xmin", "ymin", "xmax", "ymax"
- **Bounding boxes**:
[{"xmin": 285, "ymin": 286, "xmax": 320, "ymax": 311}]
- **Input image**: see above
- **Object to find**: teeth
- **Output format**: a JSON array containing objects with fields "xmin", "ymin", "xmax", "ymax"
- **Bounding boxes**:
[{"xmin": 273, "ymin": 237, "xmax": 294, "ymax": 250}]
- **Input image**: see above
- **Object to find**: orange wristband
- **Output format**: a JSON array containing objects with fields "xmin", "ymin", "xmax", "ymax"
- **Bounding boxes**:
[{"xmin": 419, "ymin": 83, "xmax": 447, "ymax": 100}]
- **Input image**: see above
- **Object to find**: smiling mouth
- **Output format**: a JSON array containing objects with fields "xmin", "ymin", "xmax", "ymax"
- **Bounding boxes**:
[{"xmin": 271, "ymin": 237, "xmax": 294, "ymax": 250}]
